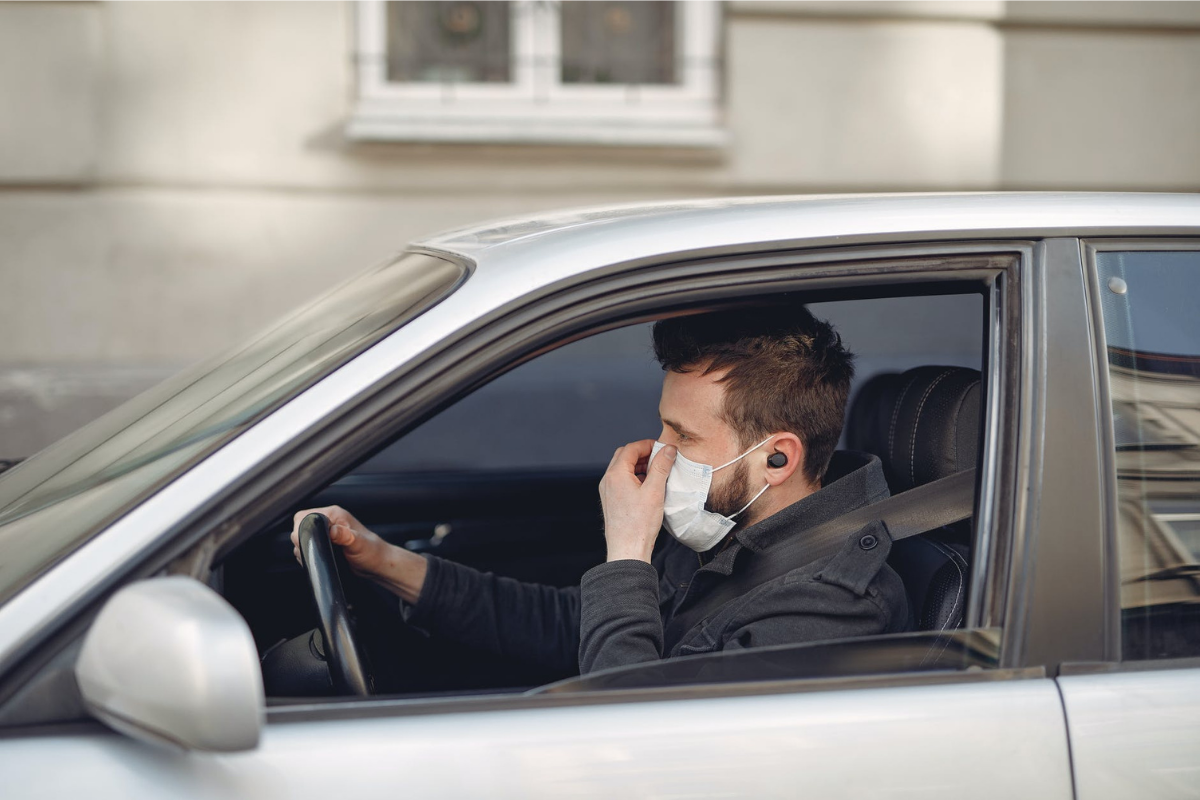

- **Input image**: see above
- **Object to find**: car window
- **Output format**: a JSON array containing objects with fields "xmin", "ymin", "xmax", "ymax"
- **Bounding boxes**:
[
  {"xmin": 258, "ymin": 288, "xmax": 996, "ymax": 700},
  {"xmin": 352, "ymin": 294, "xmax": 984, "ymax": 474},
  {"xmin": 0, "ymin": 252, "xmax": 465, "ymax": 606},
  {"xmin": 354, "ymin": 323, "xmax": 664, "ymax": 472},
  {"xmin": 1095, "ymin": 249, "xmax": 1200, "ymax": 661},
  {"xmin": 812, "ymin": 293, "xmax": 984, "ymax": 449}
]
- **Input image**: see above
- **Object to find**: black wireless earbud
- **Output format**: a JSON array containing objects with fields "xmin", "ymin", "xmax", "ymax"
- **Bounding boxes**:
[{"xmin": 767, "ymin": 452, "xmax": 788, "ymax": 468}]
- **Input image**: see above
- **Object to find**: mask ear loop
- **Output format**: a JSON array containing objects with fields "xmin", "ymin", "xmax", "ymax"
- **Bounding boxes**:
[
  {"xmin": 713, "ymin": 435, "xmax": 776, "ymax": 472},
  {"xmin": 728, "ymin": 482, "xmax": 770, "ymax": 519}
]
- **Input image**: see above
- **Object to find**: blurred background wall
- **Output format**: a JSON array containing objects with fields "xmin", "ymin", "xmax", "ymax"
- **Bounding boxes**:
[{"xmin": 1, "ymin": 0, "xmax": 1199, "ymax": 458}]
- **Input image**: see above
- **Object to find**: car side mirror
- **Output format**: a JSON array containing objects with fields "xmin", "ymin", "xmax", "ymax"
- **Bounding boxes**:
[{"xmin": 75, "ymin": 576, "xmax": 264, "ymax": 752}]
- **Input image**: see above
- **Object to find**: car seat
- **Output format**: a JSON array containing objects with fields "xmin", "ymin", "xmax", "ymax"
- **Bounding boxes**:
[{"xmin": 846, "ymin": 366, "xmax": 981, "ymax": 632}]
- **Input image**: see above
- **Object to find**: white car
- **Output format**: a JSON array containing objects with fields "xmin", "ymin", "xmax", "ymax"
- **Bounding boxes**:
[{"xmin": 1, "ymin": 193, "xmax": 1198, "ymax": 798}]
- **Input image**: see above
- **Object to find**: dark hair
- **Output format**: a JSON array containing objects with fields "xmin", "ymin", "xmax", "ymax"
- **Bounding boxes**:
[{"xmin": 652, "ymin": 305, "xmax": 854, "ymax": 484}]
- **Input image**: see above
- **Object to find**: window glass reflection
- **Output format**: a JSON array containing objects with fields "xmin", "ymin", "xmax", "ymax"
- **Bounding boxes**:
[
  {"xmin": 0, "ymin": 254, "xmax": 464, "ymax": 606},
  {"xmin": 1097, "ymin": 250, "xmax": 1200, "ymax": 660}
]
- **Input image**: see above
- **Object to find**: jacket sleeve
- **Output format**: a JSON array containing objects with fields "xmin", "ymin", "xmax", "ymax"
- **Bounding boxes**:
[
  {"xmin": 405, "ymin": 554, "xmax": 581, "ymax": 676},
  {"xmin": 577, "ymin": 559, "xmax": 663, "ymax": 674}
]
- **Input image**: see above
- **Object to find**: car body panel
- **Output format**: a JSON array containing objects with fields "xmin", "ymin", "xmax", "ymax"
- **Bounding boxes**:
[
  {"xmin": 1011, "ymin": 238, "xmax": 1110, "ymax": 668},
  {"xmin": 0, "ymin": 677, "xmax": 1072, "ymax": 799},
  {"xmin": 423, "ymin": 193, "xmax": 1200, "ymax": 268},
  {"xmin": 1060, "ymin": 667, "xmax": 1200, "ymax": 800}
]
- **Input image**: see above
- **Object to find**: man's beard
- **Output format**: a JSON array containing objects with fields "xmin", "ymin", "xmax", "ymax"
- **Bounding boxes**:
[{"xmin": 705, "ymin": 459, "xmax": 753, "ymax": 519}]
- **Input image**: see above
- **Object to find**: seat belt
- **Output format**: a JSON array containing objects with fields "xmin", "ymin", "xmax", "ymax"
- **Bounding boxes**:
[{"xmin": 662, "ymin": 467, "xmax": 977, "ymax": 651}]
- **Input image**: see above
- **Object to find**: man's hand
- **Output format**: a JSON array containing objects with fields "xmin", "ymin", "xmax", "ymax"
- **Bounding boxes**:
[
  {"xmin": 599, "ymin": 439, "xmax": 676, "ymax": 563},
  {"xmin": 291, "ymin": 505, "xmax": 386, "ymax": 578},
  {"xmin": 290, "ymin": 505, "xmax": 427, "ymax": 604}
]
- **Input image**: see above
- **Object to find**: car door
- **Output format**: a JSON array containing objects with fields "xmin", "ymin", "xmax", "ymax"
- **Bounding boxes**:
[
  {"xmin": 0, "ymin": 240, "xmax": 1077, "ymax": 799},
  {"xmin": 1057, "ymin": 244, "xmax": 1200, "ymax": 799}
]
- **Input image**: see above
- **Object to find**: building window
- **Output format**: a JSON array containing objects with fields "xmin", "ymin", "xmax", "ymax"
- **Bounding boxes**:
[
  {"xmin": 348, "ymin": 1, "xmax": 724, "ymax": 147},
  {"xmin": 385, "ymin": 2, "xmax": 515, "ymax": 85}
]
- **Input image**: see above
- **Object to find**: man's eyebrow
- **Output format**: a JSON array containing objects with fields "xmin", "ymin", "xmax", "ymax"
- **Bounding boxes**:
[{"xmin": 661, "ymin": 417, "xmax": 700, "ymax": 439}]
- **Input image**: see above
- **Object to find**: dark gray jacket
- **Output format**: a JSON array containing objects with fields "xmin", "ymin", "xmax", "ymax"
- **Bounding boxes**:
[{"xmin": 407, "ymin": 451, "xmax": 909, "ymax": 676}]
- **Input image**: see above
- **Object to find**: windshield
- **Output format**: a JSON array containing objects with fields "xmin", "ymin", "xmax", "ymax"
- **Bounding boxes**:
[{"xmin": 0, "ymin": 252, "xmax": 465, "ymax": 604}]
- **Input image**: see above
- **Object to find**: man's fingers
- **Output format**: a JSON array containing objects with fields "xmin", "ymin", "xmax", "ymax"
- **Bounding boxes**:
[
  {"xmin": 294, "ymin": 506, "xmax": 349, "ymax": 525},
  {"xmin": 329, "ymin": 523, "xmax": 355, "ymax": 547},
  {"xmin": 614, "ymin": 439, "xmax": 656, "ymax": 469},
  {"xmin": 291, "ymin": 506, "xmax": 361, "ymax": 566},
  {"xmin": 634, "ymin": 455, "xmax": 649, "ymax": 478},
  {"xmin": 649, "ymin": 444, "xmax": 676, "ymax": 474},
  {"xmin": 643, "ymin": 445, "xmax": 677, "ymax": 490}
]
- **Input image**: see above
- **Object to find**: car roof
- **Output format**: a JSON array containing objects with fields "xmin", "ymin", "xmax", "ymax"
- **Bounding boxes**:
[{"xmin": 416, "ymin": 192, "xmax": 1200, "ymax": 281}]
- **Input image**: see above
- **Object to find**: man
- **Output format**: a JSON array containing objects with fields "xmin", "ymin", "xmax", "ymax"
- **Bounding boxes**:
[{"xmin": 291, "ymin": 306, "xmax": 909, "ymax": 677}]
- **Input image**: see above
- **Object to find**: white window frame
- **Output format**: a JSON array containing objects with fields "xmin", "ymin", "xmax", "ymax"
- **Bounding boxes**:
[{"xmin": 347, "ymin": 1, "xmax": 725, "ymax": 147}]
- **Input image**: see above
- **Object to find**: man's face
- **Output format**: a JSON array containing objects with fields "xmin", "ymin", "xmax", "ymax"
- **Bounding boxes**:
[{"xmin": 657, "ymin": 367, "xmax": 755, "ymax": 517}]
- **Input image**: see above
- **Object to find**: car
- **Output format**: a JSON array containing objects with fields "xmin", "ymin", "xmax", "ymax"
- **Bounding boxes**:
[{"xmin": 0, "ymin": 193, "xmax": 1198, "ymax": 798}]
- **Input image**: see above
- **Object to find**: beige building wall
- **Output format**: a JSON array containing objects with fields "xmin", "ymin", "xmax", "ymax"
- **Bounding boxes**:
[{"xmin": 2, "ymin": 0, "xmax": 1199, "ymax": 455}]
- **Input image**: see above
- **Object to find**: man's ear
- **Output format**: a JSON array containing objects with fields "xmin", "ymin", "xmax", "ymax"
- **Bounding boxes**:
[{"xmin": 764, "ymin": 433, "xmax": 804, "ymax": 486}]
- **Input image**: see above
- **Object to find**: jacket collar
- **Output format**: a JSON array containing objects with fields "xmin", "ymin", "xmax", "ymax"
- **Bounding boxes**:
[{"xmin": 696, "ymin": 450, "xmax": 890, "ymax": 576}]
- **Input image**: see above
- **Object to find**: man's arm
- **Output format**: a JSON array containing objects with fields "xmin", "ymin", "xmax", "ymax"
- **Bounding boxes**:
[
  {"xmin": 290, "ymin": 506, "xmax": 581, "ymax": 675},
  {"xmin": 574, "ymin": 440, "xmax": 678, "ymax": 673},
  {"xmin": 407, "ymin": 554, "xmax": 581, "ymax": 674},
  {"xmin": 578, "ymin": 559, "xmax": 663, "ymax": 673}
]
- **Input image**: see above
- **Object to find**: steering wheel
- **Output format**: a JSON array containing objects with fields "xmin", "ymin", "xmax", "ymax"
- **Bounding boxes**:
[{"xmin": 296, "ymin": 513, "xmax": 373, "ymax": 696}]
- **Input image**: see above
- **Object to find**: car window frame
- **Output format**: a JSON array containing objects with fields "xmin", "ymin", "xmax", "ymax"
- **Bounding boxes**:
[
  {"xmin": 218, "ymin": 244, "xmax": 1025, "ymax": 707},
  {"xmin": 1082, "ymin": 237, "xmax": 1200, "ymax": 668},
  {"xmin": 1, "ymin": 242, "xmax": 1029, "ymax": 726}
]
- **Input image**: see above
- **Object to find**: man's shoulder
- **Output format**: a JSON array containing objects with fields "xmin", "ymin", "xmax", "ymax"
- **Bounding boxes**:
[
  {"xmin": 806, "ymin": 520, "xmax": 895, "ymax": 595},
  {"xmin": 749, "ymin": 521, "xmax": 908, "ymax": 618},
  {"xmin": 740, "ymin": 450, "xmax": 889, "ymax": 549},
  {"xmin": 697, "ymin": 526, "xmax": 909, "ymax": 654}
]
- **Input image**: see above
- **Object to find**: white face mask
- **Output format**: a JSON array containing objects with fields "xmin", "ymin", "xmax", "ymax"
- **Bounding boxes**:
[{"xmin": 650, "ymin": 436, "xmax": 774, "ymax": 552}]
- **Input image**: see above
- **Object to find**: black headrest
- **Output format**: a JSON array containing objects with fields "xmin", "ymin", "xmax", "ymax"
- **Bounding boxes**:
[
  {"xmin": 845, "ymin": 371, "xmax": 902, "ymax": 455},
  {"xmin": 848, "ymin": 366, "xmax": 981, "ymax": 492}
]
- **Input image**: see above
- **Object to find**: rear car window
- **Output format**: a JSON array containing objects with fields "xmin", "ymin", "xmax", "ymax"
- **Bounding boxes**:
[{"xmin": 1096, "ymin": 249, "xmax": 1200, "ymax": 660}]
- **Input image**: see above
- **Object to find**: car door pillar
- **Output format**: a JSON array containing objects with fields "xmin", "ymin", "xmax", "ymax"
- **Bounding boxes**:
[{"xmin": 1005, "ymin": 237, "xmax": 1108, "ymax": 672}]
